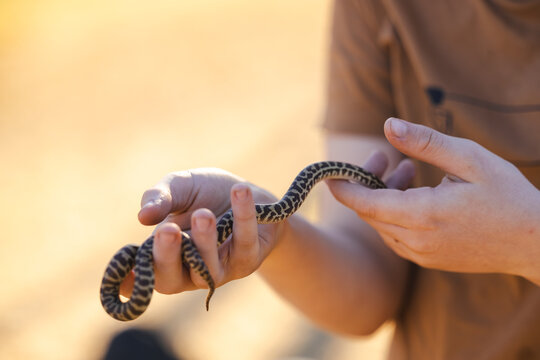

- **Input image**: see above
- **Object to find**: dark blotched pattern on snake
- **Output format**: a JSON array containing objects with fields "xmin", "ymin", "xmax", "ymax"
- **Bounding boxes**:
[{"xmin": 100, "ymin": 161, "xmax": 386, "ymax": 321}]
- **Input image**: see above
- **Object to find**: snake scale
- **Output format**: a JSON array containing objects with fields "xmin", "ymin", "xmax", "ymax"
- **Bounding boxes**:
[{"xmin": 100, "ymin": 161, "xmax": 386, "ymax": 321}]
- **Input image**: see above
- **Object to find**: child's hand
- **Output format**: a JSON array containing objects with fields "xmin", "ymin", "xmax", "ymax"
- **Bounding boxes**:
[
  {"xmin": 328, "ymin": 118, "xmax": 540, "ymax": 282},
  {"xmin": 120, "ymin": 168, "xmax": 281, "ymax": 297}
]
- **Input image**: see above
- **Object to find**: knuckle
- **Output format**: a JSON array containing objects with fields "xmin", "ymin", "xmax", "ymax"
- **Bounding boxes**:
[
  {"xmin": 417, "ymin": 128, "xmax": 440, "ymax": 155},
  {"xmin": 141, "ymin": 188, "xmax": 166, "ymax": 205},
  {"xmin": 408, "ymin": 239, "xmax": 437, "ymax": 254},
  {"xmin": 362, "ymin": 204, "xmax": 378, "ymax": 219},
  {"xmin": 230, "ymin": 259, "xmax": 257, "ymax": 279},
  {"xmin": 234, "ymin": 206, "xmax": 256, "ymax": 222},
  {"xmin": 168, "ymin": 170, "xmax": 192, "ymax": 184},
  {"xmin": 191, "ymin": 273, "xmax": 210, "ymax": 289},
  {"xmin": 353, "ymin": 193, "xmax": 377, "ymax": 219},
  {"xmin": 409, "ymin": 188, "xmax": 439, "ymax": 228},
  {"xmin": 419, "ymin": 207, "xmax": 437, "ymax": 230},
  {"xmin": 155, "ymin": 282, "xmax": 182, "ymax": 295},
  {"xmin": 457, "ymin": 139, "xmax": 492, "ymax": 176},
  {"xmin": 463, "ymin": 138, "xmax": 485, "ymax": 155},
  {"xmin": 189, "ymin": 263, "xmax": 219, "ymax": 289},
  {"xmin": 228, "ymin": 249, "xmax": 259, "ymax": 279},
  {"xmin": 233, "ymin": 234, "xmax": 256, "ymax": 251},
  {"xmin": 463, "ymin": 139, "xmax": 483, "ymax": 160},
  {"xmin": 403, "ymin": 233, "xmax": 440, "ymax": 255},
  {"xmin": 414, "ymin": 255, "xmax": 437, "ymax": 269}
]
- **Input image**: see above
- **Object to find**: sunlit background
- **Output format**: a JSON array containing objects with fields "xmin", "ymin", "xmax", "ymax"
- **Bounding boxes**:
[{"xmin": 1, "ymin": 0, "xmax": 392, "ymax": 359}]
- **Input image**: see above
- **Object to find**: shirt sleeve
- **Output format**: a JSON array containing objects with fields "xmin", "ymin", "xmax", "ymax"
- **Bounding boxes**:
[{"xmin": 322, "ymin": 0, "xmax": 395, "ymax": 136}]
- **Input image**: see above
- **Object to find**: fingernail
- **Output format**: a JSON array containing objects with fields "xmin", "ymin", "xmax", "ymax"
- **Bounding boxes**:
[
  {"xmin": 194, "ymin": 216, "xmax": 211, "ymax": 231},
  {"xmin": 142, "ymin": 198, "xmax": 161, "ymax": 209},
  {"xmin": 234, "ymin": 186, "xmax": 248, "ymax": 201},
  {"xmin": 388, "ymin": 118, "xmax": 407, "ymax": 138},
  {"xmin": 158, "ymin": 232, "xmax": 176, "ymax": 245}
]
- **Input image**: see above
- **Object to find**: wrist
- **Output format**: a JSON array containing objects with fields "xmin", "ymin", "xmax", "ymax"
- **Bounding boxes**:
[
  {"xmin": 246, "ymin": 182, "xmax": 295, "ymax": 271},
  {"xmin": 514, "ymin": 190, "xmax": 540, "ymax": 285},
  {"xmin": 258, "ymin": 213, "xmax": 305, "ymax": 276}
]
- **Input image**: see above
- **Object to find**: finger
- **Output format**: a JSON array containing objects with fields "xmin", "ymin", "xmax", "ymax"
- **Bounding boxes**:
[
  {"xmin": 138, "ymin": 171, "xmax": 197, "ymax": 226},
  {"xmin": 327, "ymin": 179, "xmax": 433, "ymax": 226},
  {"xmin": 365, "ymin": 217, "xmax": 438, "ymax": 255},
  {"xmin": 153, "ymin": 222, "xmax": 189, "ymax": 294},
  {"xmin": 359, "ymin": 216, "xmax": 419, "ymax": 262},
  {"xmin": 361, "ymin": 151, "xmax": 389, "ymax": 179},
  {"xmin": 378, "ymin": 233, "xmax": 417, "ymax": 263},
  {"xmin": 226, "ymin": 183, "xmax": 260, "ymax": 279},
  {"xmin": 385, "ymin": 158, "xmax": 416, "ymax": 190},
  {"xmin": 138, "ymin": 186, "xmax": 174, "ymax": 225},
  {"xmin": 384, "ymin": 118, "xmax": 484, "ymax": 181},
  {"xmin": 190, "ymin": 208, "xmax": 223, "ymax": 287},
  {"xmin": 324, "ymin": 151, "xmax": 390, "ymax": 197}
]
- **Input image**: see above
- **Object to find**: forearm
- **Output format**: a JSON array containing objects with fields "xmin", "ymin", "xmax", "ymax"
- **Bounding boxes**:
[{"xmin": 258, "ymin": 212, "xmax": 410, "ymax": 336}]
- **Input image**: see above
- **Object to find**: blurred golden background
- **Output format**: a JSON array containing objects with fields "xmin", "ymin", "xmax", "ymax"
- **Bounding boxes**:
[{"xmin": 1, "ymin": 0, "xmax": 391, "ymax": 359}]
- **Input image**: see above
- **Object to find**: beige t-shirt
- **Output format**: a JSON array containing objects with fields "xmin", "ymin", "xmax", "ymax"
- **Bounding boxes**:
[{"xmin": 323, "ymin": 1, "xmax": 540, "ymax": 358}]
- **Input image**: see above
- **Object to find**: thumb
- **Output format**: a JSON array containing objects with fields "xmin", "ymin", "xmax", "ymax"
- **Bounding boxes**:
[
  {"xmin": 138, "ymin": 186, "xmax": 173, "ymax": 225},
  {"xmin": 384, "ymin": 118, "xmax": 483, "ymax": 181}
]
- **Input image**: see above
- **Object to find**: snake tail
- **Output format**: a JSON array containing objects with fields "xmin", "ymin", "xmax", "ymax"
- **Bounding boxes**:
[{"xmin": 180, "ymin": 232, "xmax": 215, "ymax": 311}]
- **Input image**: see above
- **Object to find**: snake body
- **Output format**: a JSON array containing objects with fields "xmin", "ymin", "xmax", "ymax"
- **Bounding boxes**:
[{"xmin": 100, "ymin": 161, "xmax": 386, "ymax": 321}]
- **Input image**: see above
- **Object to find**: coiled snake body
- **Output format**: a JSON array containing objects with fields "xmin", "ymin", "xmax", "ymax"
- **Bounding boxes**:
[{"xmin": 100, "ymin": 161, "xmax": 386, "ymax": 321}]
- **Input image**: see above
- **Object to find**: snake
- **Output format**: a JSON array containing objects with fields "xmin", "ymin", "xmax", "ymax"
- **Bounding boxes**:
[{"xmin": 100, "ymin": 161, "xmax": 386, "ymax": 321}]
